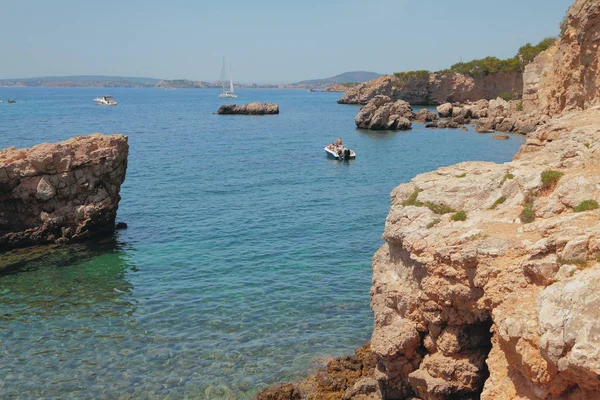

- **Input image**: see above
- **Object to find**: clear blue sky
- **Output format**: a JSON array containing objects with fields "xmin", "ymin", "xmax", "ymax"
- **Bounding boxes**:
[{"xmin": 0, "ymin": 0, "xmax": 573, "ymax": 83}]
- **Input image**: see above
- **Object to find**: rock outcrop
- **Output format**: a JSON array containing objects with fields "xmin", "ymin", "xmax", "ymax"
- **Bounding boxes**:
[
  {"xmin": 370, "ymin": 109, "xmax": 600, "ymax": 399},
  {"xmin": 323, "ymin": 84, "xmax": 351, "ymax": 92},
  {"xmin": 0, "ymin": 134, "xmax": 128, "ymax": 250},
  {"xmin": 355, "ymin": 96, "xmax": 416, "ymax": 130},
  {"xmin": 338, "ymin": 72, "xmax": 522, "ymax": 105},
  {"xmin": 217, "ymin": 102, "xmax": 279, "ymax": 115},
  {"xmin": 523, "ymin": 0, "xmax": 600, "ymax": 116}
]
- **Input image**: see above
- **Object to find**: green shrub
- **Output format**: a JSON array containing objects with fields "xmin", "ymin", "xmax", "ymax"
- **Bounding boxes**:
[
  {"xmin": 425, "ymin": 202, "xmax": 456, "ymax": 215},
  {"xmin": 489, "ymin": 196, "xmax": 507, "ymax": 210},
  {"xmin": 541, "ymin": 170, "xmax": 564, "ymax": 191},
  {"xmin": 573, "ymin": 200, "xmax": 599, "ymax": 213},
  {"xmin": 426, "ymin": 219, "xmax": 441, "ymax": 229},
  {"xmin": 501, "ymin": 172, "xmax": 515, "ymax": 185},
  {"xmin": 451, "ymin": 211, "xmax": 467, "ymax": 221},
  {"xmin": 401, "ymin": 188, "xmax": 423, "ymax": 207},
  {"xmin": 517, "ymin": 38, "xmax": 556, "ymax": 63},
  {"xmin": 584, "ymin": 142, "xmax": 590, "ymax": 149},
  {"xmin": 517, "ymin": 100, "xmax": 524, "ymax": 111},
  {"xmin": 394, "ymin": 70, "xmax": 431, "ymax": 83},
  {"xmin": 520, "ymin": 203, "xmax": 535, "ymax": 224},
  {"xmin": 456, "ymin": 173, "xmax": 467, "ymax": 178},
  {"xmin": 498, "ymin": 92, "xmax": 514, "ymax": 101}
]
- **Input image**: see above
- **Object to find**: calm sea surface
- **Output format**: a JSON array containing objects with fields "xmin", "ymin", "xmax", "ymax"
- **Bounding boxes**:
[{"xmin": 0, "ymin": 88, "xmax": 524, "ymax": 399}]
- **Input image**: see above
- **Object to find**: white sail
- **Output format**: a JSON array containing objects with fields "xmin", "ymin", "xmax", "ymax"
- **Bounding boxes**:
[{"xmin": 218, "ymin": 57, "xmax": 238, "ymax": 98}]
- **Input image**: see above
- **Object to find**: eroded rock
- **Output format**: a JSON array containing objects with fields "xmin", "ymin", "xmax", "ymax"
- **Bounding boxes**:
[{"xmin": 0, "ymin": 134, "xmax": 128, "ymax": 250}]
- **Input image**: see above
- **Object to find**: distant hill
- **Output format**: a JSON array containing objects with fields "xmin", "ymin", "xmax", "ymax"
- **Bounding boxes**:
[
  {"xmin": 296, "ymin": 71, "xmax": 383, "ymax": 87},
  {"xmin": 4, "ymin": 75, "xmax": 161, "ymax": 84}
]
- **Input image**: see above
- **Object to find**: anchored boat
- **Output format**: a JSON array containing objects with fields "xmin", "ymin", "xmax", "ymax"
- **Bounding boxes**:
[
  {"xmin": 324, "ymin": 145, "xmax": 356, "ymax": 160},
  {"xmin": 218, "ymin": 57, "xmax": 238, "ymax": 98},
  {"xmin": 94, "ymin": 96, "xmax": 117, "ymax": 106}
]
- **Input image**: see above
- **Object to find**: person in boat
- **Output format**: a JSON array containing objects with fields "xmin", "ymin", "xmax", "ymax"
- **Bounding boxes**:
[{"xmin": 328, "ymin": 138, "xmax": 345, "ymax": 155}]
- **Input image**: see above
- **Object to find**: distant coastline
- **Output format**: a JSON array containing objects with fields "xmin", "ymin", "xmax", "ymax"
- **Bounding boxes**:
[{"xmin": 0, "ymin": 71, "xmax": 381, "ymax": 90}]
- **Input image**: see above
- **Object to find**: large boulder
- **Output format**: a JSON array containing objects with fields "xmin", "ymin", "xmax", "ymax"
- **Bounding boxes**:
[
  {"xmin": 415, "ymin": 109, "xmax": 438, "ymax": 123},
  {"xmin": 355, "ymin": 96, "xmax": 415, "ymax": 130},
  {"xmin": 437, "ymin": 103, "xmax": 453, "ymax": 118},
  {"xmin": 217, "ymin": 102, "xmax": 279, "ymax": 115},
  {"xmin": 0, "ymin": 134, "xmax": 128, "ymax": 251}
]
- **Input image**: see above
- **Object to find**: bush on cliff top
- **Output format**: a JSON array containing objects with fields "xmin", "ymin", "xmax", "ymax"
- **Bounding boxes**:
[{"xmin": 393, "ymin": 70, "xmax": 431, "ymax": 84}]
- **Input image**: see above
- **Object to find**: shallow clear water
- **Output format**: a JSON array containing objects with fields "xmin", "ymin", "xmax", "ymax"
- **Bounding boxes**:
[{"xmin": 0, "ymin": 88, "xmax": 524, "ymax": 399}]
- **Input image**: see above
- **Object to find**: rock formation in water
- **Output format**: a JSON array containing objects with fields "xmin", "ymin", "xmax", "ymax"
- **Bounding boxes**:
[
  {"xmin": 323, "ymin": 84, "xmax": 351, "ymax": 92},
  {"xmin": 432, "ymin": 98, "xmax": 547, "ymax": 134},
  {"xmin": 217, "ymin": 102, "xmax": 279, "ymax": 115},
  {"xmin": 355, "ymin": 96, "xmax": 415, "ymax": 130},
  {"xmin": 257, "ymin": 1, "xmax": 600, "ymax": 399},
  {"xmin": 0, "ymin": 134, "xmax": 128, "ymax": 250},
  {"xmin": 338, "ymin": 72, "xmax": 522, "ymax": 105}
]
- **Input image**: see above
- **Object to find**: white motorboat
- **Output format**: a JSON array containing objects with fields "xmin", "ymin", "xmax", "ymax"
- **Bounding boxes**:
[
  {"xmin": 94, "ymin": 96, "xmax": 117, "ymax": 106},
  {"xmin": 324, "ymin": 145, "xmax": 356, "ymax": 160},
  {"xmin": 218, "ymin": 57, "xmax": 238, "ymax": 98}
]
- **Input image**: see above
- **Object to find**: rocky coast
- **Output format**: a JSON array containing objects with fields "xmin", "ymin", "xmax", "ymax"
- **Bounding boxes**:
[
  {"xmin": 0, "ymin": 133, "xmax": 128, "ymax": 251},
  {"xmin": 338, "ymin": 72, "xmax": 522, "ymax": 106},
  {"xmin": 256, "ymin": 0, "xmax": 600, "ymax": 398}
]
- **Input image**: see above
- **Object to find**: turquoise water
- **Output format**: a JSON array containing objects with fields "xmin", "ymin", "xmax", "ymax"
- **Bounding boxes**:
[{"xmin": 0, "ymin": 88, "xmax": 524, "ymax": 399}]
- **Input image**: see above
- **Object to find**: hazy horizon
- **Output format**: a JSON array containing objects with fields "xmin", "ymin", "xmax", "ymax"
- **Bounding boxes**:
[{"xmin": 1, "ymin": 0, "xmax": 572, "ymax": 83}]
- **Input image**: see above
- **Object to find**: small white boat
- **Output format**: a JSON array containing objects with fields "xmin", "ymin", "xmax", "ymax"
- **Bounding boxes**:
[
  {"xmin": 218, "ymin": 57, "xmax": 238, "ymax": 98},
  {"xmin": 94, "ymin": 96, "xmax": 117, "ymax": 106},
  {"xmin": 325, "ymin": 145, "xmax": 356, "ymax": 160}
]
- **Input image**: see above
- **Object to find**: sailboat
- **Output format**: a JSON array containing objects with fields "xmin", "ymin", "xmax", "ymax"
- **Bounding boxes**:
[{"xmin": 218, "ymin": 57, "xmax": 238, "ymax": 98}]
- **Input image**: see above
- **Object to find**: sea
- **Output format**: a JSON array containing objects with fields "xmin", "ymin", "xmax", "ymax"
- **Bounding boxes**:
[{"xmin": 0, "ymin": 88, "xmax": 525, "ymax": 399}]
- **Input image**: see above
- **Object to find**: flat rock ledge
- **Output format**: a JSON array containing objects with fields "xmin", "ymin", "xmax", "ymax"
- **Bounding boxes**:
[
  {"xmin": 217, "ymin": 102, "xmax": 279, "ymax": 115},
  {"xmin": 0, "ymin": 133, "xmax": 128, "ymax": 251}
]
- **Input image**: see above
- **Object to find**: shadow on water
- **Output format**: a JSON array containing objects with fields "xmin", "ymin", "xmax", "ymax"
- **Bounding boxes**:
[{"xmin": 0, "ymin": 236, "xmax": 138, "ymax": 320}]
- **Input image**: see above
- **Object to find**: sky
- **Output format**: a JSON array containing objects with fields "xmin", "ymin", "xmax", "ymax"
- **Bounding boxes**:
[{"xmin": 0, "ymin": 0, "xmax": 574, "ymax": 83}]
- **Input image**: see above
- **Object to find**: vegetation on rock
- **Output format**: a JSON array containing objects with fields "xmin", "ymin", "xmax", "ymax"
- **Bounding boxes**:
[
  {"xmin": 451, "ymin": 211, "xmax": 467, "ymax": 221},
  {"xmin": 573, "ymin": 200, "xmax": 599, "ymax": 213},
  {"xmin": 541, "ymin": 170, "xmax": 564, "ymax": 191},
  {"xmin": 489, "ymin": 196, "xmax": 507, "ymax": 210},
  {"xmin": 520, "ymin": 202, "xmax": 535, "ymax": 224}
]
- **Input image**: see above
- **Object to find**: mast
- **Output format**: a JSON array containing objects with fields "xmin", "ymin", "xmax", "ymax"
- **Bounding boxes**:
[
  {"xmin": 220, "ymin": 57, "xmax": 227, "ymax": 92},
  {"xmin": 229, "ymin": 62, "xmax": 234, "ymax": 93}
]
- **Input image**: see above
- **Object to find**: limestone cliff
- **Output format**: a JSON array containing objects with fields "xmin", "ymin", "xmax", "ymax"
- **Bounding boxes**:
[
  {"xmin": 371, "ymin": 109, "xmax": 600, "ymax": 400},
  {"xmin": 338, "ymin": 72, "xmax": 522, "ymax": 105},
  {"xmin": 523, "ymin": 0, "xmax": 600, "ymax": 115},
  {"xmin": 0, "ymin": 134, "xmax": 128, "ymax": 250}
]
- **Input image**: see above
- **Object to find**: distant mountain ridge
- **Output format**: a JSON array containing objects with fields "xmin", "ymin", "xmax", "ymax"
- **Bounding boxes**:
[{"xmin": 296, "ymin": 71, "xmax": 383, "ymax": 87}]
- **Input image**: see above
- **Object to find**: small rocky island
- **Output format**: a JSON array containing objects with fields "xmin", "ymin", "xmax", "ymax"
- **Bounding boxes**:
[
  {"xmin": 0, "ymin": 133, "xmax": 128, "ymax": 250},
  {"xmin": 217, "ymin": 102, "xmax": 279, "ymax": 115}
]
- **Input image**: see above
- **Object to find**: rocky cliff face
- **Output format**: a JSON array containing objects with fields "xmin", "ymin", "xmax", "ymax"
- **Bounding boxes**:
[
  {"xmin": 0, "ymin": 134, "xmax": 128, "ymax": 250},
  {"xmin": 371, "ymin": 108, "xmax": 600, "ymax": 400},
  {"xmin": 338, "ymin": 72, "xmax": 522, "ymax": 105},
  {"xmin": 523, "ymin": 0, "xmax": 600, "ymax": 115}
]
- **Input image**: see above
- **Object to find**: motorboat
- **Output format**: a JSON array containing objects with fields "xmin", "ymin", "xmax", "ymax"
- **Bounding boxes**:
[
  {"xmin": 94, "ymin": 96, "xmax": 117, "ymax": 106},
  {"xmin": 325, "ymin": 145, "xmax": 356, "ymax": 160}
]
